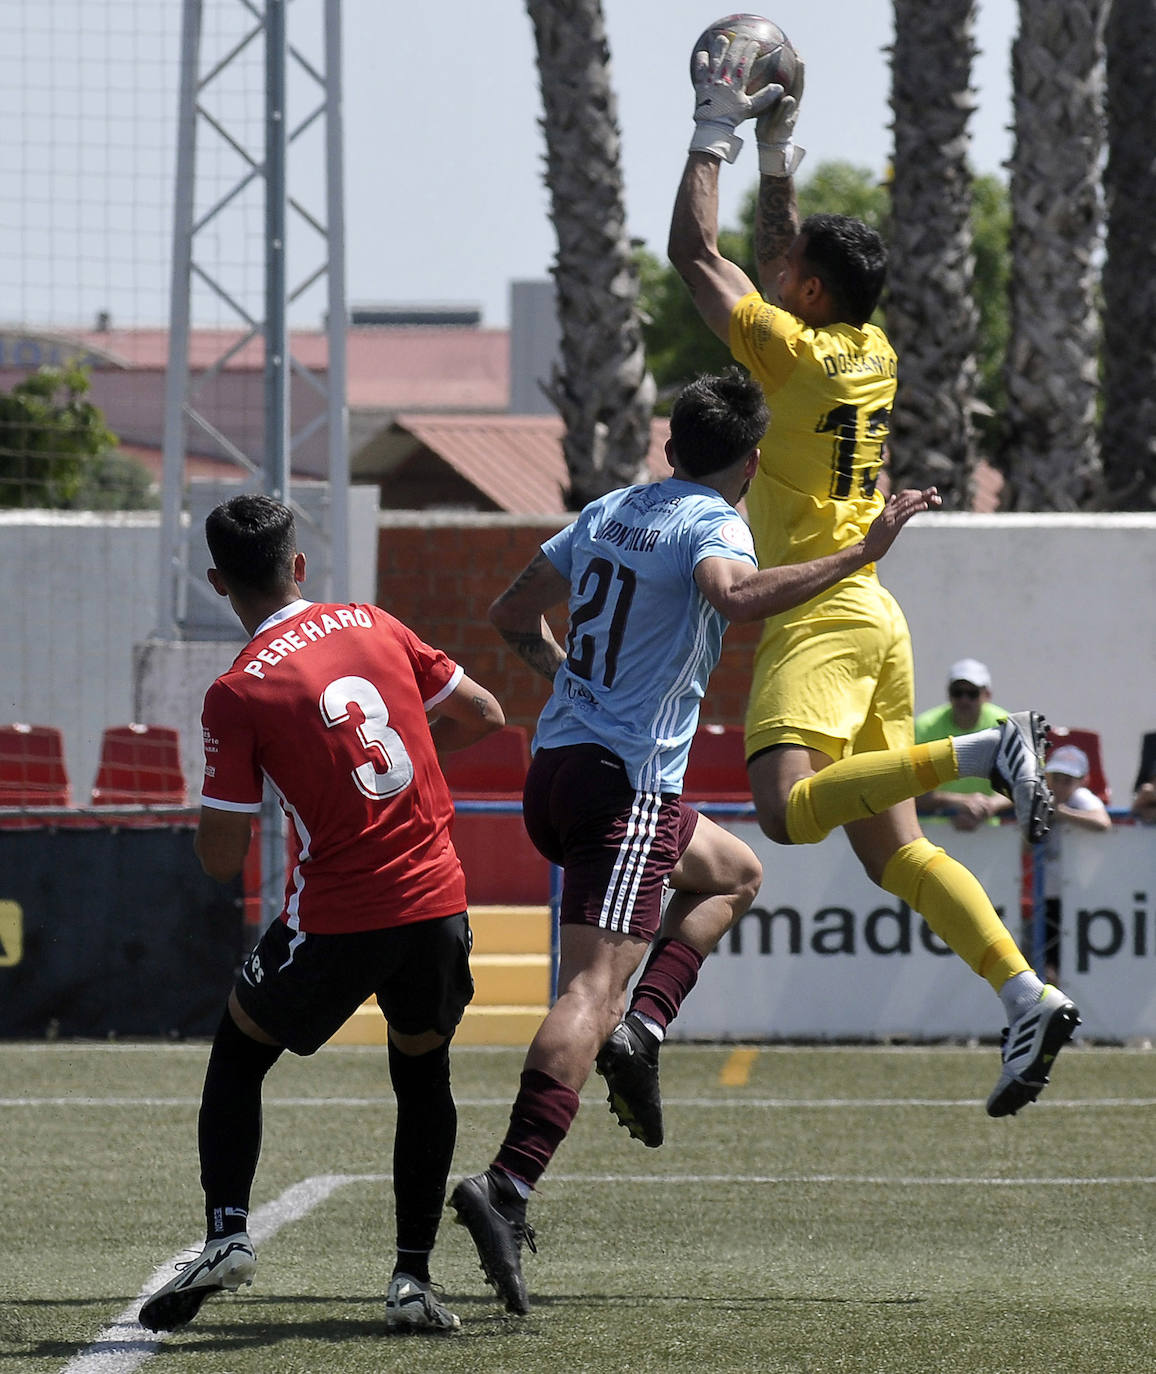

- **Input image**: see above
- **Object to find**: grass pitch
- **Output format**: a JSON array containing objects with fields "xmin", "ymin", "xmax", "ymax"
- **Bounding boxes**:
[{"xmin": 1, "ymin": 1040, "xmax": 1153, "ymax": 1374}]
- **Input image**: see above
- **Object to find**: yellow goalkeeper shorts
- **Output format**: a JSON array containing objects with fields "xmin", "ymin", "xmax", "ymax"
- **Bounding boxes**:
[{"xmin": 744, "ymin": 577, "xmax": 916, "ymax": 763}]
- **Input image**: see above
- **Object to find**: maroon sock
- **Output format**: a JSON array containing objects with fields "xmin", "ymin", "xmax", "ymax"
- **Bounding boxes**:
[
  {"xmin": 494, "ymin": 1067, "xmax": 580, "ymax": 1187},
  {"xmin": 630, "ymin": 938, "xmax": 704, "ymax": 1032}
]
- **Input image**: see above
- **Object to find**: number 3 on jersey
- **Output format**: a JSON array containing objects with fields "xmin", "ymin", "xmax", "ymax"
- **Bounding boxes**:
[{"xmin": 320, "ymin": 675, "xmax": 414, "ymax": 799}]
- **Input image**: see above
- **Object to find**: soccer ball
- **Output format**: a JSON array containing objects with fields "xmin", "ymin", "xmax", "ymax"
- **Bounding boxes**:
[{"xmin": 690, "ymin": 13, "xmax": 799, "ymax": 96}]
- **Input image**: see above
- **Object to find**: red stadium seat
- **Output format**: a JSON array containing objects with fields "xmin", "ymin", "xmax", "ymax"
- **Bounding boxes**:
[
  {"xmin": 439, "ymin": 725, "xmax": 531, "ymax": 799},
  {"xmin": 0, "ymin": 723, "xmax": 71, "ymax": 808},
  {"xmin": 1046, "ymin": 726, "xmax": 1110, "ymax": 805},
  {"xmin": 682, "ymin": 723, "xmax": 750, "ymax": 802},
  {"xmin": 91, "ymin": 724, "xmax": 187, "ymax": 806}
]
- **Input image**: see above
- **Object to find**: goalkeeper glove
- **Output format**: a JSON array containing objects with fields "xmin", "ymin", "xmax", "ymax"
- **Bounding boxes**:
[
  {"xmin": 690, "ymin": 34, "xmax": 783, "ymax": 164},
  {"xmin": 754, "ymin": 54, "xmax": 806, "ymax": 176}
]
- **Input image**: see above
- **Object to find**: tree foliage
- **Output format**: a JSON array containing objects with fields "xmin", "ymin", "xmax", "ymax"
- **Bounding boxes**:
[
  {"xmin": 0, "ymin": 364, "xmax": 154, "ymax": 510},
  {"xmin": 0, "ymin": 364, "xmax": 112, "ymax": 507},
  {"xmin": 66, "ymin": 449, "xmax": 158, "ymax": 511}
]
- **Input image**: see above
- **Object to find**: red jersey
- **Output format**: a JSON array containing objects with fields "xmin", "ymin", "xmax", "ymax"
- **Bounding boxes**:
[{"xmin": 200, "ymin": 599, "xmax": 467, "ymax": 934}]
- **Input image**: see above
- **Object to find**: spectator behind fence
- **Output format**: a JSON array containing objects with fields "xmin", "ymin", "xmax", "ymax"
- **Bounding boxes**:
[
  {"xmin": 914, "ymin": 659, "xmax": 1013, "ymax": 829},
  {"xmin": 1039, "ymin": 744, "xmax": 1111, "ymax": 981},
  {"xmin": 1131, "ymin": 731, "xmax": 1156, "ymax": 823}
]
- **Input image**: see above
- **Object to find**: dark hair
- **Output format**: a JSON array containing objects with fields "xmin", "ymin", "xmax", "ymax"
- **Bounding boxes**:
[
  {"xmin": 799, "ymin": 212, "xmax": 887, "ymax": 326},
  {"xmin": 668, "ymin": 368, "xmax": 769, "ymax": 478},
  {"xmin": 205, "ymin": 493, "xmax": 297, "ymax": 594}
]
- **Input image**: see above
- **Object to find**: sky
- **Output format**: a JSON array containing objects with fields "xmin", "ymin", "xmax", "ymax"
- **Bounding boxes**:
[
  {"xmin": 1, "ymin": 0, "xmax": 1018, "ymax": 332},
  {"xmin": 348, "ymin": 0, "xmax": 1017, "ymax": 327}
]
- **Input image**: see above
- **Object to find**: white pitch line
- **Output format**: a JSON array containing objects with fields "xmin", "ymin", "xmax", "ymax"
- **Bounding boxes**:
[
  {"xmin": 7, "ymin": 1094, "xmax": 1156, "ymax": 1109},
  {"xmin": 58, "ymin": 1172, "xmax": 387, "ymax": 1374},
  {"xmin": 543, "ymin": 1172, "xmax": 1156, "ymax": 1186}
]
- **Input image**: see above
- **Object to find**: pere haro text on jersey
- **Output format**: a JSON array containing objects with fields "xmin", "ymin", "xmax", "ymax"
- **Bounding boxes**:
[{"xmin": 241, "ymin": 605, "xmax": 375, "ymax": 679}]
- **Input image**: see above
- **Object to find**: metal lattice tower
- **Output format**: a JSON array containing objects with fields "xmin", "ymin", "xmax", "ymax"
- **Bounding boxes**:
[
  {"xmin": 159, "ymin": 0, "xmax": 349, "ymax": 924},
  {"xmin": 159, "ymin": 0, "xmax": 348, "ymax": 639}
]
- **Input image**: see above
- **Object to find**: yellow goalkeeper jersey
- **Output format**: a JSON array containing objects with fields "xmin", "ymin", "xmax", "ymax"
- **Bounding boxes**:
[{"xmin": 729, "ymin": 290, "xmax": 897, "ymax": 576}]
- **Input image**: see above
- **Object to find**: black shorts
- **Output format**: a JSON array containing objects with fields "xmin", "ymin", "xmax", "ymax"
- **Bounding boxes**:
[
  {"xmin": 522, "ymin": 744, "xmax": 699, "ymax": 941},
  {"xmin": 233, "ymin": 911, "xmax": 474, "ymax": 1056}
]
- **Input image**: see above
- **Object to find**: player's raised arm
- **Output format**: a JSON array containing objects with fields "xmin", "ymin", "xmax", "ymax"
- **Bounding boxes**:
[
  {"xmin": 669, "ymin": 30, "xmax": 781, "ymax": 343},
  {"xmin": 753, "ymin": 53, "xmax": 805, "ymax": 297},
  {"xmin": 669, "ymin": 155, "xmax": 757, "ymax": 343}
]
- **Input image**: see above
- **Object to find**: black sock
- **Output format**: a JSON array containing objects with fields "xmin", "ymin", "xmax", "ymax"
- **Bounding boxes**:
[
  {"xmin": 388, "ymin": 1038, "xmax": 455, "ymax": 1271},
  {"xmin": 394, "ymin": 1249, "xmax": 431, "ymax": 1284},
  {"xmin": 198, "ymin": 1008, "xmax": 282, "ymax": 1241}
]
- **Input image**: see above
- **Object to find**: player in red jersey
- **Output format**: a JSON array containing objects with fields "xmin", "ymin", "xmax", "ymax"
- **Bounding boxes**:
[{"xmin": 140, "ymin": 494, "xmax": 504, "ymax": 1336}]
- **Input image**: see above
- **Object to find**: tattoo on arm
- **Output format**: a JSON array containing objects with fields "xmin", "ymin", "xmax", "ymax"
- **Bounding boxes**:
[
  {"xmin": 755, "ymin": 177, "xmax": 798, "ymax": 271},
  {"xmin": 469, "ymin": 692, "xmax": 495, "ymax": 721},
  {"xmin": 498, "ymin": 553, "xmax": 550, "ymax": 602},
  {"xmin": 498, "ymin": 629, "xmax": 566, "ymax": 683}
]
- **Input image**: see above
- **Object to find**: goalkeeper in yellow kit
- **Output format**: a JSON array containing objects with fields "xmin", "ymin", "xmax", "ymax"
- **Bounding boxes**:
[{"xmin": 594, "ymin": 31, "xmax": 1077, "ymax": 1142}]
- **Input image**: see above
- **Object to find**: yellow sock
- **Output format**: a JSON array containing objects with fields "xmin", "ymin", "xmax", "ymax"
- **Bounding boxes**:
[
  {"xmin": 881, "ymin": 838, "xmax": 1029, "ymax": 990},
  {"xmin": 786, "ymin": 741, "xmax": 958, "ymax": 845}
]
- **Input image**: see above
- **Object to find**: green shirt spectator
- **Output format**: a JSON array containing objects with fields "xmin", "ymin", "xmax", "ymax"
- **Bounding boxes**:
[{"xmin": 914, "ymin": 658, "xmax": 1013, "ymax": 829}]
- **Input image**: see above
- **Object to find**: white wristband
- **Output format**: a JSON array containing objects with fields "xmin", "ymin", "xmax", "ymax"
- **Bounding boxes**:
[
  {"xmin": 689, "ymin": 120, "xmax": 744, "ymax": 163},
  {"xmin": 757, "ymin": 141, "xmax": 806, "ymax": 177}
]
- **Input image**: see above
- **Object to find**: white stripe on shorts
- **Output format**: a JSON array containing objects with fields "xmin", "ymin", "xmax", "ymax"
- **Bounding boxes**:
[{"xmin": 599, "ymin": 790, "xmax": 662, "ymax": 934}]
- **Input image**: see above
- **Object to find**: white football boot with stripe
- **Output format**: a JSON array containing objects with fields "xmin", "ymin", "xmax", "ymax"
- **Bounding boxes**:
[
  {"xmin": 990, "ymin": 711, "xmax": 1054, "ymax": 844},
  {"xmin": 138, "ymin": 1232, "xmax": 256, "ymax": 1332},
  {"xmin": 385, "ymin": 1272, "xmax": 461, "ymax": 1332},
  {"xmin": 987, "ymin": 985, "xmax": 1081, "ymax": 1117}
]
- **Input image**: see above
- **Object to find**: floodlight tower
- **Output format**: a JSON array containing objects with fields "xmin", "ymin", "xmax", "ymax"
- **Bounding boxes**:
[{"xmin": 158, "ymin": 0, "xmax": 349, "ymax": 923}]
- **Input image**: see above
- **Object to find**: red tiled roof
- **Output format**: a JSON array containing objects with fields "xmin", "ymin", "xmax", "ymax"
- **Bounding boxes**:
[
  {"xmin": 346, "ymin": 331, "xmax": 508, "ymax": 411},
  {"xmin": 389, "ymin": 413, "xmax": 672, "ymax": 515},
  {"xmin": 37, "ymin": 326, "xmax": 509, "ymax": 412},
  {"xmin": 118, "ymin": 443, "xmax": 256, "ymax": 484}
]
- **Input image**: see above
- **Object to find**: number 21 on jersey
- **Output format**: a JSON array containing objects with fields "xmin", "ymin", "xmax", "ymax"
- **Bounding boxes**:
[{"xmin": 565, "ymin": 556, "xmax": 637, "ymax": 690}]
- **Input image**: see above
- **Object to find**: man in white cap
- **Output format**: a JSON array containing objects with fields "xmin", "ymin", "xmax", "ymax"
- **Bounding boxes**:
[
  {"xmin": 1040, "ymin": 744, "xmax": 1111, "ymax": 980},
  {"xmin": 914, "ymin": 659, "xmax": 1011, "ymax": 830}
]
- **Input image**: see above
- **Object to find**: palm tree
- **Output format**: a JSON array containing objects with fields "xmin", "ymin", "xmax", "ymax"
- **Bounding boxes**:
[
  {"xmin": 1001, "ymin": 0, "xmax": 1107, "ymax": 510},
  {"xmin": 887, "ymin": 0, "xmax": 981, "ymax": 507},
  {"xmin": 525, "ymin": 0, "xmax": 655, "ymax": 509},
  {"xmin": 1101, "ymin": 0, "xmax": 1156, "ymax": 510}
]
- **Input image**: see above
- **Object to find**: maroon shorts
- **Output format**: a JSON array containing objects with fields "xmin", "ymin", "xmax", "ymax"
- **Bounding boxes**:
[{"xmin": 522, "ymin": 744, "xmax": 699, "ymax": 941}]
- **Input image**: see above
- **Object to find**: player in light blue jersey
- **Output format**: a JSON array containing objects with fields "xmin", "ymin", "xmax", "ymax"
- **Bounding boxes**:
[
  {"xmin": 532, "ymin": 470, "xmax": 760, "ymax": 794},
  {"xmin": 448, "ymin": 370, "xmax": 938, "ymax": 1315}
]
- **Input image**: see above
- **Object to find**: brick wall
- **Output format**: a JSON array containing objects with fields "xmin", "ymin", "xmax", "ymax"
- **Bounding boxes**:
[{"xmin": 376, "ymin": 513, "xmax": 762, "ymax": 732}]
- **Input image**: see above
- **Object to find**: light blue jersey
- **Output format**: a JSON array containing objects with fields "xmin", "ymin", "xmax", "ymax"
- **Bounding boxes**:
[{"xmin": 534, "ymin": 477, "xmax": 757, "ymax": 793}]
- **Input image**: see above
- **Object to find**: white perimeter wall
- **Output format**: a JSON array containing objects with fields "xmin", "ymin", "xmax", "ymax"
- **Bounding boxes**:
[{"xmin": 1, "ymin": 510, "xmax": 1154, "ymax": 806}]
